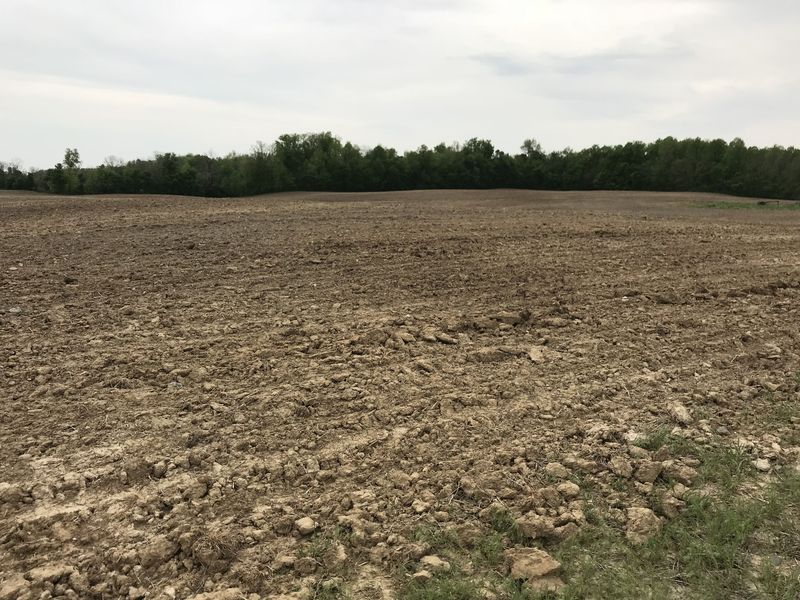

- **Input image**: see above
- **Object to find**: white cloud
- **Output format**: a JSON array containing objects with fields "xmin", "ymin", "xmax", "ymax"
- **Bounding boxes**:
[{"xmin": 1, "ymin": 0, "xmax": 798, "ymax": 167}]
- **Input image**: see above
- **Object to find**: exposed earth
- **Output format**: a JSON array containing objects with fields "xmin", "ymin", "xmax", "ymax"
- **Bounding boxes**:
[{"xmin": 1, "ymin": 189, "xmax": 799, "ymax": 599}]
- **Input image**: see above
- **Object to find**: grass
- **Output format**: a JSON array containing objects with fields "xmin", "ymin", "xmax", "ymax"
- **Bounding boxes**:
[
  {"xmin": 396, "ymin": 426, "xmax": 800, "ymax": 600},
  {"xmin": 694, "ymin": 200, "xmax": 800, "ymax": 210},
  {"xmin": 633, "ymin": 428, "xmax": 756, "ymax": 493},
  {"xmin": 547, "ymin": 459, "xmax": 800, "ymax": 600},
  {"xmin": 397, "ymin": 368, "xmax": 800, "ymax": 600}
]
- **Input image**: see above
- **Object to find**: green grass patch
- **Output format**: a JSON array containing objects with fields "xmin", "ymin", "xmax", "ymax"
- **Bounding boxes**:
[{"xmin": 550, "ymin": 468, "xmax": 800, "ymax": 599}]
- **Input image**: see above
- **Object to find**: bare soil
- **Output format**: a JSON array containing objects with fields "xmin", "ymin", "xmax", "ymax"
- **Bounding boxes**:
[{"xmin": 1, "ymin": 189, "xmax": 799, "ymax": 599}]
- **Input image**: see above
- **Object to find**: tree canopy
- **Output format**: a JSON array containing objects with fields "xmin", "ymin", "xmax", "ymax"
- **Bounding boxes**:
[{"xmin": 3, "ymin": 134, "xmax": 800, "ymax": 200}]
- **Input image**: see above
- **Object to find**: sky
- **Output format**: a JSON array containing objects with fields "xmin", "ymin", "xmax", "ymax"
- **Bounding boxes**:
[{"xmin": 2, "ymin": 0, "xmax": 799, "ymax": 169}]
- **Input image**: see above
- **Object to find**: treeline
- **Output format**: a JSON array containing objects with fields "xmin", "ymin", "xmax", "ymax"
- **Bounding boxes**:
[{"xmin": 3, "ymin": 133, "xmax": 800, "ymax": 199}]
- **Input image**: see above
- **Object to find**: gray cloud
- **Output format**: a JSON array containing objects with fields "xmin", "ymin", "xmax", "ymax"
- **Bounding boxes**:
[{"xmin": 2, "ymin": 0, "xmax": 799, "ymax": 168}]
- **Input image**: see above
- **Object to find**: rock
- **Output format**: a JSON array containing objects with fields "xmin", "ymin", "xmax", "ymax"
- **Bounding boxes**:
[
  {"xmin": 553, "ymin": 522, "xmax": 580, "ymax": 541},
  {"xmin": 0, "ymin": 482, "xmax": 24, "ymax": 504},
  {"xmin": 515, "ymin": 515, "xmax": 556, "ymax": 540},
  {"xmin": 435, "ymin": 333, "xmax": 458, "ymax": 345},
  {"xmin": 415, "ymin": 360, "xmax": 435, "ymax": 373},
  {"xmin": 152, "ymin": 461, "xmax": 168, "ymax": 479},
  {"xmin": 671, "ymin": 483, "xmax": 688, "ymax": 499},
  {"xmin": 68, "ymin": 571, "xmax": 90, "ymax": 594},
  {"xmin": 563, "ymin": 456, "xmax": 600, "ymax": 473},
  {"xmin": 663, "ymin": 463, "xmax": 698, "ymax": 486},
  {"xmin": 528, "ymin": 346, "xmax": 546, "ymax": 364},
  {"xmin": 0, "ymin": 574, "xmax": 30, "ymax": 600},
  {"xmin": 544, "ymin": 462, "xmax": 570, "ymax": 479},
  {"xmin": 626, "ymin": 507, "xmax": 662, "ymax": 544},
  {"xmin": 419, "ymin": 555, "xmax": 450, "ymax": 572},
  {"xmin": 609, "ymin": 456, "xmax": 633, "ymax": 478},
  {"xmin": 455, "ymin": 524, "xmax": 484, "ymax": 547},
  {"xmin": 557, "ymin": 482, "xmax": 580, "ymax": 498},
  {"xmin": 27, "ymin": 564, "xmax": 75, "ymax": 583},
  {"xmin": 635, "ymin": 461, "xmax": 663, "ymax": 483},
  {"xmin": 669, "ymin": 402, "xmax": 692, "ymax": 425},
  {"xmin": 661, "ymin": 495, "xmax": 686, "ymax": 519},
  {"xmin": 294, "ymin": 516, "xmax": 317, "ymax": 536},
  {"xmin": 294, "ymin": 557, "xmax": 317, "ymax": 575},
  {"xmin": 129, "ymin": 586, "xmax": 147, "ymax": 599},
  {"xmin": 138, "ymin": 535, "xmax": 179, "ymax": 568},
  {"xmin": 527, "ymin": 576, "xmax": 566, "ymax": 593},
  {"xmin": 412, "ymin": 570, "xmax": 433, "ymax": 582},
  {"xmin": 753, "ymin": 459, "xmax": 771, "ymax": 472},
  {"xmin": 539, "ymin": 486, "xmax": 562, "ymax": 507},
  {"xmin": 505, "ymin": 547, "xmax": 561, "ymax": 580}
]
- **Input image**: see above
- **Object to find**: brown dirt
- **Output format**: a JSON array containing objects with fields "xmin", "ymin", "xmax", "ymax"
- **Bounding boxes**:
[{"xmin": 1, "ymin": 189, "xmax": 799, "ymax": 599}]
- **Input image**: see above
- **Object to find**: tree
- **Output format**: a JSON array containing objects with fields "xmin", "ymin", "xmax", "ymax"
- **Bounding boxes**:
[
  {"xmin": 64, "ymin": 148, "xmax": 81, "ymax": 169},
  {"xmin": 521, "ymin": 138, "xmax": 544, "ymax": 158}
]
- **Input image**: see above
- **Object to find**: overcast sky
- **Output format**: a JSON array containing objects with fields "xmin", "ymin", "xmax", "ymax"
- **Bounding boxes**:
[{"xmin": 2, "ymin": 0, "xmax": 799, "ymax": 168}]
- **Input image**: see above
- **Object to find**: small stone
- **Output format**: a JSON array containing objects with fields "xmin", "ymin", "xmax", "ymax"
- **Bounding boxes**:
[
  {"xmin": 635, "ymin": 461, "xmax": 663, "ymax": 483},
  {"xmin": 661, "ymin": 495, "xmax": 685, "ymax": 519},
  {"xmin": 527, "ymin": 576, "xmax": 566, "ymax": 593},
  {"xmin": 415, "ymin": 360, "xmax": 435, "ymax": 373},
  {"xmin": 553, "ymin": 522, "xmax": 580, "ymax": 541},
  {"xmin": 0, "ymin": 482, "xmax": 24, "ymax": 504},
  {"xmin": 528, "ymin": 346, "xmax": 546, "ymax": 364},
  {"xmin": 505, "ymin": 547, "xmax": 561, "ymax": 580},
  {"xmin": 420, "ymin": 555, "xmax": 450, "ymax": 572},
  {"xmin": 753, "ymin": 459, "xmax": 771, "ymax": 472},
  {"xmin": 626, "ymin": 507, "xmax": 662, "ymax": 544},
  {"xmin": 544, "ymin": 462, "xmax": 570, "ymax": 479},
  {"xmin": 28, "ymin": 564, "xmax": 75, "ymax": 583},
  {"xmin": 609, "ymin": 456, "xmax": 633, "ymax": 478},
  {"xmin": 671, "ymin": 483, "xmax": 688, "ymax": 499},
  {"xmin": 557, "ymin": 482, "xmax": 580, "ymax": 498},
  {"xmin": 663, "ymin": 463, "xmax": 698, "ymax": 486},
  {"xmin": 138, "ymin": 535, "xmax": 179, "ymax": 568},
  {"xmin": 294, "ymin": 516, "xmax": 317, "ymax": 536},
  {"xmin": 539, "ymin": 486, "xmax": 562, "ymax": 507},
  {"xmin": 435, "ymin": 333, "xmax": 458, "ymax": 345},
  {"xmin": 669, "ymin": 402, "xmax": 692, "ymax": 425},
  {"xmin": 0, "ymin": 574, "xmax": 30, "ymax": 600},
  {"xmin": 152, "ymin": 461, "xmax": 168, "ymax": 479},
  {"xmin": 412, "ymin": 570, "xmax": 433, "ymax": 582},
  {"xmin": 515, "ymin": 515, "xmax": 556, "ymax": 540}
]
